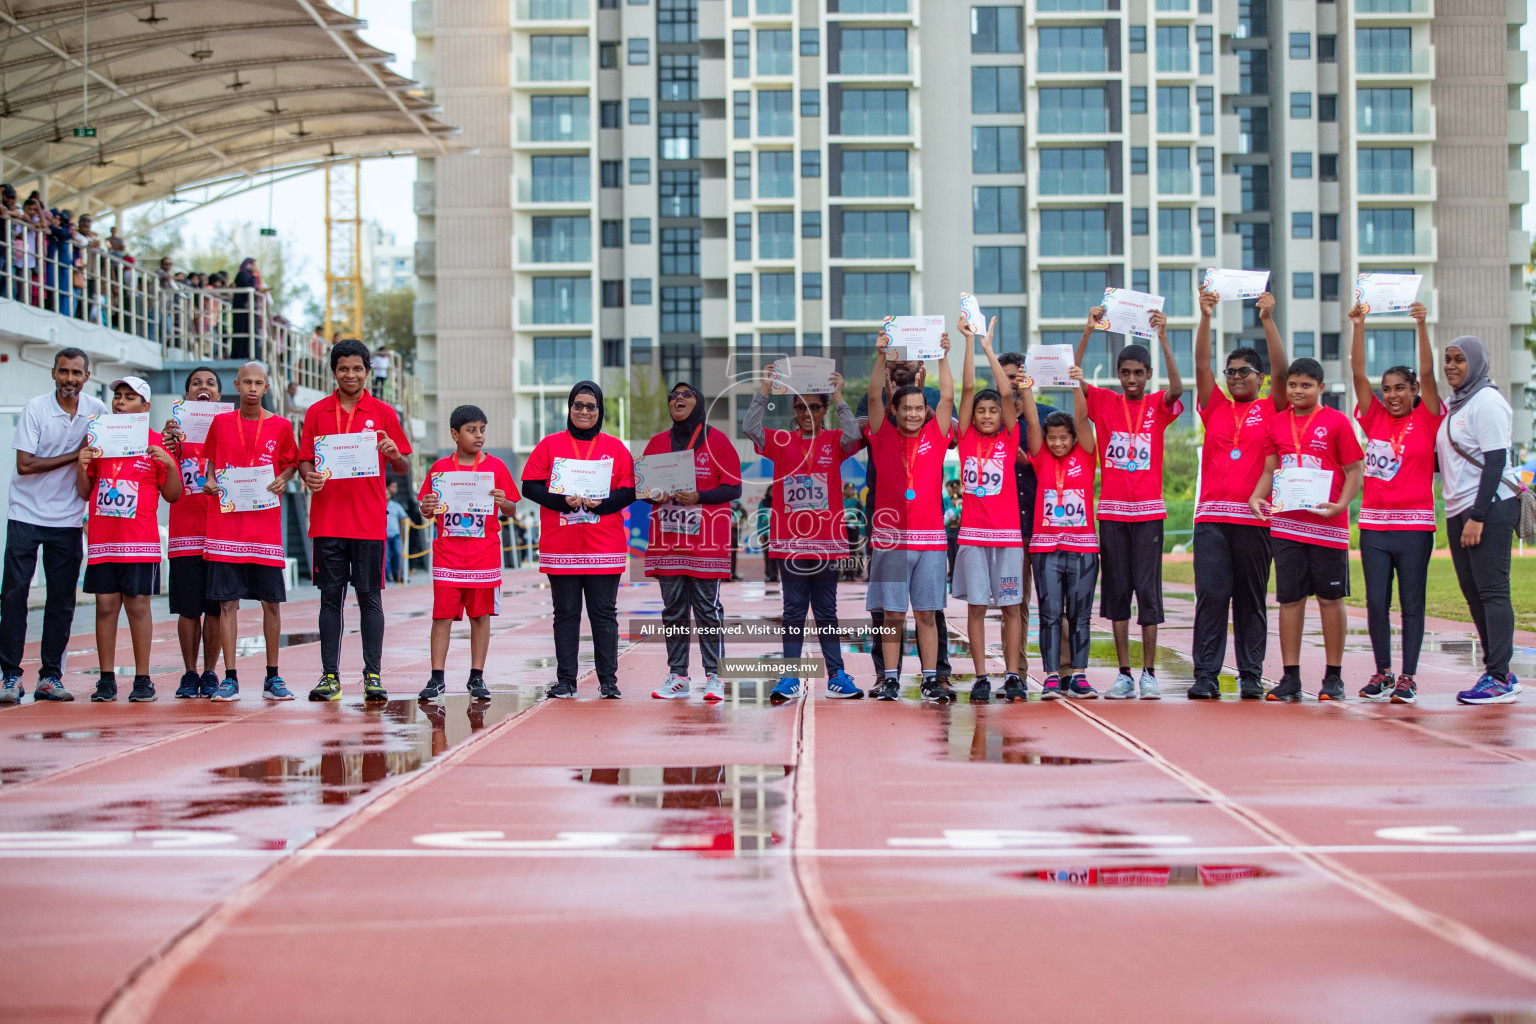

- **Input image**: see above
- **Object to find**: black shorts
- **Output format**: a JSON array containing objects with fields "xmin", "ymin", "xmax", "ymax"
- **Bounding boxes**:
[
  {"xmin": 312, "ymin": 536, "xmax": 386, "ymax": 593},
  {"xmin": 167, "ymin": 555, "xmax": 222, "ymax": 618},
  {"xmin": 1098, "ymin": 519, "xmax": 1165, "ymax": 625},
  {"xmin": 1272, "ymin": 536, "xmax": 1350, "ymax": 603},
  {"xmin": 206, "ymin": 561, "xmax": 288, "ymax": 604},
  {"xmin": 83, "ymin": 561, "xmax": 160, "ymax": 597}
]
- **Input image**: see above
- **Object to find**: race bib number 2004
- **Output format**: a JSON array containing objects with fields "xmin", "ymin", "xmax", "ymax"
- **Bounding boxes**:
[{"xmin": 1042, "ymin": 488, "xmax": 1088, "ymax": 528}]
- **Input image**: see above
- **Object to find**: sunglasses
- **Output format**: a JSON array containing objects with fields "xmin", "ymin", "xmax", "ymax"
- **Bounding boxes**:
[
  {"xmin": 668, "ymin": 389, "xmax": 697, "ymax": 401},
  {"xmin": 1224, "ymin": 367, "xmax": 1259, "ymax": 379},
  {"xmin": 571, "ymin": 401, "xmax": 599, "ymax": 413}
]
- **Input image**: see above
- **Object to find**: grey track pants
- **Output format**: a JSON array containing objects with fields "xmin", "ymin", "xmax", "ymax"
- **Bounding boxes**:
[{"xmin": 658, "ymin": 574, "xmax": 725, "ymax": 676}]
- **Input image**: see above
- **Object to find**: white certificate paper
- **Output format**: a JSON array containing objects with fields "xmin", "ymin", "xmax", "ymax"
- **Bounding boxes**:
[
  {"xmin": 1201, "ymin": 268, "xmax": 1270, "ymax": 301},
  {"xmin": 882, "ymin": 315, "xmax": 946, "ymax": 361},
  {"xmin": 1025, "ymin": 345, "xmax": 1079, "ymax": 389},
  {"xmin": 217, "ymin": 465, "xmax": 279, "ymax": 513},
  {"xmin": 635, "ymin": 452, "xmax": 697, "ymax": 499},
  {"xmin": 169, "ymin": 400, "xmax": 233, "ymax": 444},
  {"xmin": 767, "ymin": 356, "xmax": 836, "ymax": 396},
  {"xmin": 1271, "ymin": 467, "xmax": 1333, "ymax": 513},
  {"xmin": 549, "ymin": 457, "xmax": 612, "ymax": 500},
  {"xmin": 86, "ymin": 413, "xmax": 150, "ymax": 459},
  {"xmin": 1354, "ymin": 272, "xmax": 1421, "ymax": 314},
  {"xmin": 313, "ymin": 431, "xmax": 380, "ymax": 480},
  {"xmin": 959, "ymin": 292, "xmax": 985, "ymax": 333},
  {"xmin": 1094, "ymin": 287, "xmax": 1166, "ymax": 340},
  {"xmin": 433, "ymin": 471, "xmax": 495, "ymax": 515}
]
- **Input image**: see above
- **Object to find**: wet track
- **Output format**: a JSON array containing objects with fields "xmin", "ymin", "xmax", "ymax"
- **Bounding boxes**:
[{"xmin": 3, "ymin": 565, "xmax": 1536, "ymax": 1023}]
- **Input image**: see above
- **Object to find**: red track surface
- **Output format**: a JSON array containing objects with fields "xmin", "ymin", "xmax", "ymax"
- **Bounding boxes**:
[{"xmin": 3, "ymin": 566, "xmax": 1535, "ymax": 1023}]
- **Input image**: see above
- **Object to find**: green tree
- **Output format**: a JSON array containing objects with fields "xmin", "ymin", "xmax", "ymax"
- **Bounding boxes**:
[
  {"xmin": 362, "ymin": 284, "xmax": 417, "ymax": 369},
  {"xmin": 1526, "ymin": 236, "xmax": 1536, "ymax": 355}
]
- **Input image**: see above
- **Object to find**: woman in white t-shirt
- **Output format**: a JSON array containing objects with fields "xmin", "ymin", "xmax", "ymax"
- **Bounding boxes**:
[{"xmin": 1434, "ymin": 335, "xmax": 1520, "ymax": 706}]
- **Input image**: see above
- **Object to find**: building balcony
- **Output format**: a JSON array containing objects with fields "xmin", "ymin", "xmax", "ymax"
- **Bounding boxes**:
[
  {"xmin": 1036, "ymin": 49, "xmax": 1110, "ymax": 74},
  {"xmin": 411, "ymin": 0, "xmax": 433, "ymax": 37},
  {"xmin": 1357, "ymin": 168, "xmax": 1435, "ymax": 198},
  {"xmin": 835, "ymin": 50, "xmax": 911, "ymax": 76},
  {"xmin": 414, "ymin": 300, "xmax": 437, "ymax": 335},
  {"xmin": 516, "ymin": 54, "xmax": 592, "ymax": 85},
  {"xmin": 517, "ymin": 116, "xmax": 592, "ymax": 144},
  {"xmin": 1355, "ymin": 0, "xmax": 1431, "ymax": 16},
  {"xmin": 518, "ymin": 236, "xmax": 593, "ymax": 264},
  {"xmin": 1356, "ymin": 108, "xmax": 1433, "ymax": 136},
  {"xmin": 516, "ymin": 0, "xmax": 591, "ymax": 19},
  {"xmin": 1511, "ymin": 229, "xmax": 1531, "ymax": 266},
  {"xmin": 518, "ymin": 176, "xmax": 593, "ymax": 204},
  {"xmin": 1036, "ymin": 109, "xmax": 1111, "ymax": 135},
  {"xmin": 518, "ymin": 358, "xmax": 591, "ymax": 389},
  {"xmin": 1038, "ymin": 233, "xmax": 1111, "ymax": 258},
  {"xmin": 1035, "ymin": 170, "xmax": 1114, "ymax": 196},
  {"xmin": 839, "ymin": 234, "xmax": 914, "ymax": 260},
  {"xmin": 836, "ymin": 171, "xmax": 912, "ymax": 199},
  {"xmin": 1358, "ymin": 228, "xmax": 1435, "ymax": 259},
  {"xmin": 517, "ymin": 298, "xmax": 593, "ymax": 326},
  {"xmin": 414, "ymin": 241, "xmax": 436, "ymax": 276},
  {"xmin": 834, "ymin": 0, "xmax": 912, "ymax": 13},
  {"xmin": 1036, "ymin": 0, "xmax": 1110, "ymax": 12},
  {"xmin": 1355, "ymin": 49, "xmax": 1433, "ymax": 77},
  {"xmin": 835, "ymin": 110, "xmax": 912, "ymax": 137},
  {"xmin": 413, "ymin": 180, "xmax": 435, "ymax": 216},
  {"xmin": 1512, "ymin": 168, "xmax": 1531, "ymax": 206},
  {"xmin": 1157, "ymin": 169, "xmax": 1194, "ymax": 195},
  {"xmin": 838, "ymin": 294, "xmax": 912, "ymax": 321}
]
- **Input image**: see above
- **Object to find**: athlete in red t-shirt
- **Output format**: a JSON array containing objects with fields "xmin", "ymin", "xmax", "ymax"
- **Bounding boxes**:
[
  {"xmin": 1190, "ymin": 289, "xmax": 1291, "ymax": 700},
  {"xmin": 1073, "ymin": 305, "xmax": 1185, "ymax": 700},
  {"xmin": 1248, "ymin": 359, "xmax": 1365, "ymax": 701},
  {"xmin": 416, "ymin": 404, "xmax": 521, "ymax": 702},
  {"xmin": 76, "ymin": 376, "xmax": 183, "ymax": 703},
  {"xmin": 1017, "ymin": 367, "xmax": 1098, "ymax": 700},
  {"xmin": 953, "ymin": 314, "xmax": 1028, "ymax": 703},
  {"xmin": 864, "ymin": 328, "xmax": 955, "ymax": 703},
  {"xmin": 1347, "ymin": 301, "xmax": 1441, "ymax": 703}
]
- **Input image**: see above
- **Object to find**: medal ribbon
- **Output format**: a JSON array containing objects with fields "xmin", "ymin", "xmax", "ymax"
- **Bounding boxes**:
[
  {"xmin": 237, "ymin": 410, "xmax": 266, "ymax": 468},
  {"xmin": 333, "ymin": 391, "xmax": 362, "ymax": 436},
  {"xmin": 1387, "ymin": 412, "xmax": 1414, "ymax": 458},
  {"xmin": 902, "ymin": 432, "xmax": 918, "ymax": 499},
  {"xmin": 1288, "ymin": 406, "xmax": 1320, "ymax": 461},
  {"xmin": 1230, "ymin": 398, "xmax": 1252, "ymax": 453}
]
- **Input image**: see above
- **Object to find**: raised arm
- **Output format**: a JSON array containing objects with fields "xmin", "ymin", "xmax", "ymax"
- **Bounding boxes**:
[
  {"xmin": 1347, "ymin": 302, "xmax": 1372, "ymax": 418},
  {"xmin": 1070, "ymin": 366, "xmax": 1094, "ymax": 455},
  {"xmin": 1019, "ymin": 380, "xmax": 1043, "ymax": 456},
  {"xmin": 980, "ymin": 321, "xmax": 1016, "ymax": 432},
  {"xmin": 1151, "ymin": 310, "xmax": 1183, "ymax": 408},
  {"xmin": 832, "ymin": 374, "xmax": 863, "ymax": 453},
  {"xmin": 741, "ymin": 367, "xmax": 776, "ymax": 449},
  {"xmin": 1411, "ymin": 301, "xmax": 1439, "ymax": 411},
  {"xmin": 866, "ymin": 332, "xmax": 890, "ymax": 437},
  {"xmin": 1195, "ymin": 289, "xmax": 1217, "ymax": 408},
  {"xmin": 934, "ymin": 332, "xmax": 955, "ymax": 430},
  {"xmin": 1257, "ymin": 292, "xmax": 1288, "ymax": 412},
  {"xmin": 957, "ymin": 314, "xmax": 978, "ymax": 437},
  {"xmin": 1073, "ymin": 304, "xmax": 1106, "ymax": 367}
]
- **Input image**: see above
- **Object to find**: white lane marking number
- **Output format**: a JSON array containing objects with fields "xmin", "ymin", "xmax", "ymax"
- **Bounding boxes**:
[
  {"xmin": 0, "ymin": 830, "xmax": 239, "ymax": 850},
  {"xmin": 887, "ymin": 830, "xmax": 1192, "ymax": 850},
  {"xmin": 1376, "ymin": 826, "xmax": 1536, "ymax": 845}
]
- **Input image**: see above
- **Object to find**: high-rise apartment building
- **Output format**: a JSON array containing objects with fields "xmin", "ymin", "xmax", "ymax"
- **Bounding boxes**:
[{"xmin": 412, "ymin": 0, "xmax": 1531, "ymax": 460}]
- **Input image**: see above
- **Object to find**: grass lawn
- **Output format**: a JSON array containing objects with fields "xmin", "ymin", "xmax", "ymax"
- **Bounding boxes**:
[{"xmin": 1163, "ymin": 553, "xmax": 1536, "ymax": 632}]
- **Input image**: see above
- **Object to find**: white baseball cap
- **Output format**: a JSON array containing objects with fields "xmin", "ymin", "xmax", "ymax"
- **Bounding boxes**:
[{"xmin": 108, "ymin": 375, "xmax": 151, "ymax": 402}]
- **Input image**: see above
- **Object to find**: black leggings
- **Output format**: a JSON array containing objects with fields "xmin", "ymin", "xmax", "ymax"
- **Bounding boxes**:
[
  {"xmin": 549, "ymin": 573, "xmax": 622, "ymax": 687},
  {"xmin": 320, "ymin": 586, "xmax": 384, "ymax": 676},
  {"xmin": 1359, "ymin": 528, "xmax": 1434, "ymax": 675},
  {"xmin": 1448, "ymin": 498, "xmax": 1518, "ymax": 680}
]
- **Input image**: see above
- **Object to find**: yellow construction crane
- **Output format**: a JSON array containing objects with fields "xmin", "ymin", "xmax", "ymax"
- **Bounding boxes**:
[{"xmin": 323, "ymin": 158, "xmax": 364, "ymax": 343}]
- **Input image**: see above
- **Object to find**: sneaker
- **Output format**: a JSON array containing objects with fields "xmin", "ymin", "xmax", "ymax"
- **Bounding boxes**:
[
  {"xmin": 128, "ymin": 678, "xmax": 156, "ymax": 703},
  {"xmin": 0, "ymin": 673, "xmax": 22, "ymax": 704},
  {"xmin": 769, "ymin": 677, "xmax": 803, "ymax": 705},
  {"xmin": 211, "ymin": 679, "xmax": 240, "ymax": 702},
  {"xmin": 1001, "ymin": 674, "xmax": 1027, "ymax": 703},
  {"xmin": 969, "ymin": 677, "xmax": 991, "ymax": 703},
  {"xmin": 1104, "ymin": 672, "xmax": 1136, "ymax": 700},
  {"xmin": 1456, "ymin": 674, "xmax": 1519, "ymax": 706},
  {"xmin": 1318, "ymin": 675, "xmax": 1345, "ymax": 702},
  {"xmin": 263, "ymin": 677, "xmax": 294, "ymax": 701},
  {"xmin": 1510, "ymin": 673, "xmax": 1523, "ymax": 694},
  {"xmin": 174, "ymin": 672, "xmax": 200, "ymax": 699},
  {"xmin": 362, "ymin": 673, "xmax": 388, "ymax": 702},
  {"xmin": 1389, "ymin": 674, "xmax": 1417, "ymax": 705},
  {"xmin": 1239, "ymin": 676, "xmax": 1266, "ymax": 700},
  {"xmin": 826, "ymin": 670, "xmax": 862, "ymax": 699},
  {"xmin": 599, "ymin": 680, "xmax": 622, "ymax": 699},
  {"xmin": 1266, "ymin": 675, "xmax": 1304, "ymax": 703},
  {"xmin": 92, "ymin": 677, "xmax": 118, "ymax": 702},
  {"xmin": 1138, "ymin": 671, "xmax": 1161, "ymax": 700},
  {"xmin": 1040, "ymin": 675, "xmax": 1063, "ymax": 701},
  {"xmin": 935, "ymin": 674, "xmax": 956, "ymax": 700},
  {"xmin": 546, "ymin": 680, "xmax": 578, "ymax": 699},
  {"xmin": 198, "ymin": 671, "xmax": 219, "ymax": 698},
  {"xmin": 309, "ymin": 673, "xmax": 343, "ymax": 701},
  {"xmin": 702, "ymin": 674, "xmax": 726, "ymax": 702},
  {"xmin": 418, "ymin": 678, "xmax": 446, "ymax": 701},
  {"xmin": 33, "ymin": 677, "xmax": 74, "ymax": 702},
  {"xmin": 1186, "ymin": 678, "xmax": 1221, "ymax": 700},
  {"xmin": 652, "ymin": 673, "xmax": 691, "ymax": 700},
  {"xmin": 1066, "ymin": 673, "xmax": 1098, "ymax": 699},
  {"xmin": 1358, "ymin": 672, "xmax": 1395, "ymax": 702},
  {"xmin": 467, "ymin": 677, "xmax": 491, "ymax": 701},
  {"xmin": 920, "ymin": 678, "xmax": 951, "ymax": 703},
  {"xmin": 872, "ymin": 678, "xmax": 901, "ymax": 701}
]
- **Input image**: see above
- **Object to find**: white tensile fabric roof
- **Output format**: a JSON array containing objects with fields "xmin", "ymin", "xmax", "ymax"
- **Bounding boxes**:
[{"xmin": 0, "ymin": 0, "xmax": 456, "ymax": 211}]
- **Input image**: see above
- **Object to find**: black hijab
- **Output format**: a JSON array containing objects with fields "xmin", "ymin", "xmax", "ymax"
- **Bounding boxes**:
[
  {"xmin": 667, "ymin": 380, "xmax": 708, "ymax": 451},
  {"xmin": 566, "ymin": 381, "xmax": 604, "ymax": 441}
]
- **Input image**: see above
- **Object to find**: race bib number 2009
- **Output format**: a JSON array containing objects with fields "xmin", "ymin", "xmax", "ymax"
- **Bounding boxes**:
[{"xmin": 962, "ymin": 457, "xmax": 1006, "ymax": 497}]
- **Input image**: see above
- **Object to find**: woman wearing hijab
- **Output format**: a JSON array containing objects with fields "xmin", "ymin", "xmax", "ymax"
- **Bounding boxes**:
[
  {"xmin": 640, "ymin": 383, "xmax": 743, "ymax": 701},
  {"xmin": 1435, "ymin": 336, "xmax": 1522, "ymax": 705},
  {"xmin": 230, "ymin": 258, "xmax": 264, "ymax": 361},
  {"xmin": 521, "ymin": 382, "xmax": 637, "ymax": 699}
]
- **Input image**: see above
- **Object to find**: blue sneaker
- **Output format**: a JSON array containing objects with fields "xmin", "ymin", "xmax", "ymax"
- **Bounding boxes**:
[
  {"xmin": 769, "ymin": 677, "xmax": 803, "ymax": 706},
  {"xmin": 198, "ymin": 671, "xmax": 219, "ymax": 698},
  {"xmin": 263, "ymin": 676, "xmax": 294, "ymax": 701},
  {"xmin": 826, "ymin": 670, "xmax": 863, "ymax": 699},
  {"xmin": 1510, "ymin": 672, "xmax": 1523, "ymax": 694},
  {"xmin": 1456, "ymin": 674, "xmax": 1519, "ymax": 706},
  {"xmin": 210, "ymin": 678, "xmax": 241, "ymax": 702},
  {"xmin": 174, "ymin": 672, "xmax": 201, "ymax": 699}
]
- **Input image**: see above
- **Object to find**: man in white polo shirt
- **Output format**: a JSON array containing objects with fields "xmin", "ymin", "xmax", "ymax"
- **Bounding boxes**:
[{"xmin": 0, "ymin": 348, "xmax": 107, "ymax": 703}]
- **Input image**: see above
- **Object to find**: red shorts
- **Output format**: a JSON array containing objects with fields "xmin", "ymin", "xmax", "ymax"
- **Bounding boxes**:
[{"xmin": 432, "ymin": 584, "xmax": 499, "ymax": 621}]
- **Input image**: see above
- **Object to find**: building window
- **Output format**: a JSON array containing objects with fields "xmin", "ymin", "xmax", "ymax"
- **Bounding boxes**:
[
  {"xmin": 840, "ymin": 88, "xmax": 909, "ymax": 135},
  {"xmin": 1238, "ymin": 105, "xmax": 1269, "ymax": 153},
  {"xmin": 1289, "ymin": 32, "xmax": 1311, "ymax": 58},
  {"xmin": 758, "ymin": 28, "xmax": 792, "ymax": 75},
  {"xmin": 1132, "ymin": 269, "xmax": 1150, "ymax": 293},
  {"xmin": 735, "ymin": 274, "xmax": 753, "ymax": 322},
  {"xmin": 837, "ymin": 271, "xmax": 911, "ymax": 319},
  {"xmin": 1321, "ymin": 274, "xmax": 1340, "ymax": 302},
  {"xmin": 974, "ymin": 247, "xmax": 1025, "ymax": 293},
  {"xmin": 1238, "ymin": 164, "xmax": 1269, "ymax": 211},
  {"xmin": 1320, "ymin": 214, "xmax": 1338, "ymax": 241},
  {"xmin": 1038, "ymin": 86, "xmax": 1108, "ymax": 133},
  {"xmin": 661, "ymin": 287, "xmax": 702, "ymax": 334},
  {"xmin": 1040, "ymin": 209, "xmax": 1108, "ymax": 256},
  {"xmin": 1039, "ymin": 26, "xmax": 1106, "ymax": 72},
  {"xmin": 1156, "ymin": 25, "xmax": 1190, "ymax": 73},
  {"xmin": 1130, "ymin": 86, "xmax": 1147, "ymax": 115},
  {"xmin": 1131, "ymin": 147, "xmax": 1148, "ymax": 175},
  {"xmin": 733, "ymin": 91, "xmax": 751, "ymax": 138},
  {"xmin": 1318, "ymin": 34, "xmax": 1336, "ymax": 63},
  {"xmin": 1132, "ymin": 207, "xmax": 1149, "ymax": 236},
  {"xmin": 802, "ymin": 211, "xmax": 822, "ymax": 238},
  {"xmin": 659, "ymin": 53, "xmax": 699, "ymax": 101},
  {"xmin": 1157, "ymin": 145, "xmax": 1191, "ymax": 194},
  {"xmin": 838, "ymin": 27, "xmax": 909, "ymax": 75},
  {"xmin": 732, "ymin": 30, "xmax": 750, "ymax": 77},
  {"xmin": 759, "ymin": 211, "xmax": 794, "ymax": 259},
  {"xmin": 991, "ymin": 308, "xmax": 1025, "ymax": 349},
  {"xmin": 802, "ymin": 150, "xmax": 821, "ymax": 177},
  {"xmin": 1290, "ymin": 92, "xmax": 1312, "ymax": 119},
  {"xmin": 802, "ymin": 332, "xmax": 823, "ymax": 355},
  {"xmin": 1237, "ymin": 222, "xmax": 1269, "ymax": 270},
  {"xmin": 629, "ymin": 157, "xmax": 651, "ymax": 184},
  {"xmin": 1293, "ymin": 331, "xmax": 1315, "ymax": 357},
  {"xmin": 1238, "ymin": 49, "xmax": 1267, "ymax": 94},
  {"xmin": 971, "ymin": 6, "xmax": 1023, "ymax": 53},
  {"xmin": 600, "ymin": 42, "xmax": 618, "ymax": 68},
  {"xmin": 1291, "ymin": 152, "xmax": 1313, "ymax": 179},
  {"xmin": 630, "ymin": 217, "xmax": 652, "ymax": 245},
  {"xmin": 1198, "ymin": 146, "xmax": 1215, "ymax": 195},
  {"xmin": 628, "ymin": 38, "xmax": 649, "ymax": 64},
  {"xmin": 630, "ymin": 98, "xmax": 650, "ymax": 125},
  {"xmin": 972, "ymin": 126, "xmax": 1024, "ymax": 173},
  {"xmin": 600, "ymin": 101, "xmax": 621, "ymax": 128},
  {"xmin": 632, "ymin": 337, "xmax": 652, "ymax": 364},
  {"xmin": 1293, "ymin": 272, "xmax": 1314, "ymax": 299},
  {"xmin": 972, "ymin": 67, "xmax": 1024, "ymax": 115},
  {"xmin": 1319, "ymin": 94, "xmax": 1338, "ymax": 122},
  {"xmin": 602, "ymin": 279, "xmax": 624, "ymax": 308},
  {"xmin": 841, "ymin": 149, "xmax": 908, "ymax": 196},
  {"xmin": 601, "ymin": 220, "xmax": 622, "ymax": 248},
  {"xmin": 759, "ymin": 150, "xmax": 794, "ymax": 197},
  {"xmin": 758, "ymin": 90, "xmax": 793, "ymax": 136},
  {"xmin": 1321, "ymin": 333, "xmax": 1340, "ymax": 360},
  {"xmin": 840, "ymin": 209, "xmax": 910, "ymax": 258},
  {"xmin": 973, "ymin": 187, "xmax": 1025, "ymax": 234},
  {"xmin": 1198, "ymin": 87, "xmax": 1214, "ymax": 135},
  {"xmin": 801, "ymin": 88, "xmax": 820, "ymax": 117},
  {"xmin": 1292, "ymin": 212, "xmax": 1313, "ymax": 239},
  {"xmin": 1157, "ymin": 86, "xmax": 1191, "ymax": 133},
  {"xmin": 734, "ymin": 212, "xmax": 752, "ymax": 261},
  {"xmin": 1040, "ymin": 270, "xmax": 1108, "ymax": 319},
  {"xmin": 1129, "ymin": 25, "xmax": 1146, "ymax": 53},
  {"xmin": 659, "ymin": 111, "xmax": 698, "ymax": 159},
  {"xmin": 734, "ymin": 152, "xmax": 752, "ymax": 199},
  {"xmin": 800, "ymin": 27, "xmax": 819, "ymax": 55},
  {"xmin": 660, "ymin": 169, "xmax": 700, "ymax": 216},
  {"xmin": 1197, "ymin": 25, "xmax": 1213, "ymax": 73},
  {"xmin": 1319, "ymin": 153, "xmax": 1338, "ymax": 181},
  {"xmin": 1359, "ymin": 208, "xmax": 1417, "ymax": 255},
  {"xmin": 803, "ymin": 272, "xmax": 823, "ymax": 300},
  {"xmin": 1158, "ymin": 208, "xmax": 1192, "ymax": 255},
  {"xmin": 658, "ymin": 0, "xmax": 698, "ymax": 43},
  {"xmin": 602, "ymin": 338, "xmax": 625, "ymax": 368},
  {"xmin": 660, "ymin": 228, "xmax": 700, "ymax": 275},
  {"xmin": 1199, "ymin": 207, "xmax": 1216, "ymax": 257},
  {"xmin": 1159, "ymin": 269, "xmax": 1194, "ymax": 316},
  {"xmin": 600, "ymin": 160, "xmax": 622, "ymax": 188},
  {"xmin": 632, "ymin": 278, "xmax": 653, "ymax": 305},
  {"xmin": 1039, "ymin": 147, "xmax": 1109, "ymax": 195}
]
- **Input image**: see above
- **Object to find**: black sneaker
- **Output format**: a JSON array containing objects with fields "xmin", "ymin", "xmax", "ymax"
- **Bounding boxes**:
[
  {"xmin": 198, "ymin": 670, "xmax": 220, "ymax": 698},
  {"xmin": 1390, "ymin": 674, "xmax": 1417, "ymax": 704},
  {"xmin": 467, "ymin": 677, "xmax": 491, "ymax": 700},
  {"xmin": 872, "ymin": 678, "xmax": 900, "ymax": 701},
  {"xmin": 969, "ymin": 677, "xmax": 991, "ymax": 703},
  {"xmin": 1318, "ymin": 675, "xmax": 1345, "ymax": 702},
  {"xmin": 920, "ymin": 678, "xmax": 949, "ymax": 703},
  {"xmin": 1187, "ymin": 678, "xmax": 1221, "ymax": 700},
  {"xmin": 362, "ymin": 673, "xmax": 388, "ymax": 703},
  {"xmin": 1239, "ymin": 676, "xmax": 1266, "ymax": 700},
  {"xmin": 1065, "ymin": 673, "xmax": 1098, "ymax": 699},
  {"xmin": 1266, "ymin": 675, "xmax": 1304, "ymax": 702},
  {"xmin": 419, "ymin": 678, "xmax": 446, "ymax": 701},
  {"xmin": 92, "ymin": 677, "xmax": 118, "ymax": 702},
  {"xmin": 599, "ymin": 680, "xmax": 622, "ymax": 699},
  {"xmin": 546, "ymin": 680, "xmax": 577, "ymax": 699},
  {"xmin": 128, "ymin": 677, "xmax": 156, "ymax": 703},
  {"xmin": 1001, "ymin": 675, "xmax": 1027, "ymax": 703},
  {"xmin": 174, "ymin": 672, "xmax": 200, "ymax": 699},
  {"xmin": 1358, "ymin": 672, "xmax": 1395, "ymax": 701}
]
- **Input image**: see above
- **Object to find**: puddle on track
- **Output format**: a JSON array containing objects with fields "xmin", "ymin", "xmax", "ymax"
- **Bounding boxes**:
[
  {"xmin": 573, "ymin": 765, "xmax": 790, "ymax": 855},
  {"xmin": 1017, "ymin": 864, "xmax": 1277, "ymax": 888},
  {"xmin": 939, "ymin": 705, "xmax": 1131, "ymax": 765}
]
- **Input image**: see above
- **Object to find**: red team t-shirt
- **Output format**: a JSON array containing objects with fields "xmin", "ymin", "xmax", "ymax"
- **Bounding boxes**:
[
  {"xmin": 202, "ymin": 411, "xmax": 300, "ymax": 567},
  {"xmin": 1027, "ymin": 445, "xmax": 1099, "ymax": 553},
  {"xmin": 298, "ymin": 390, "xmax": 413, "ymax": 541},
  {"xmin": 641, "ymin": 428, "xmax": 742, "ymax": 579},
  {"xmin": 956, "ymin": 423, "xmax": 1023, "ymax": 546},
  {"xmin": 865, "ymin": 416, "xmax": 951, "ymax": 551},
  {"xmin": 522, "ymin": 430, "xmax": 636, "ymax": 575},
  {"xmin": 1082, "ymin": 385, "xmax": 1185, "ymax": 521},
  {"xmin": 420, "ymin": 453, "xmax": 520, "ymax": 587},
  {"xmin": 1263, "ymin": 404, "xmax": 1364, "ymax": 550},
  {"xmin": 167, "ymin": 437, "xmax": 211, "ymax": 558},
  {"xmin": 86, "ymin": 430, "xmax": 169, "ymax": 564},
  {"xmin": 755, "ymin": 426, "xmax": 853, "ymax": 558},
  {"xmin": 1196, "ymin": 388, "xmax": 1279, "ymax": 526},
  {"xmin": 1354, "ymin": 397, "xmax": 1443, "ymax": 532}
]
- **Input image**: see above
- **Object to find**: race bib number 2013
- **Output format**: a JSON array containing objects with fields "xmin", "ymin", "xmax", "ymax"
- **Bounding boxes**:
[{"xmin": 782, "ymin": 473, "xmax": 829, "ymax": 512}]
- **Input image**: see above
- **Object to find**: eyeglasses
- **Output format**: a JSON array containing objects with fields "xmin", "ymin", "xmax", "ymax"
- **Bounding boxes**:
[
  {"xmin": 793, "ymin": 402, "xmax": 826, "ymax": 413},
  {"xmin": 571, "ymin": 402, "xmax": 599, "ymax": 413},
  {"xmin": 668, "ymin": 389, "xmax": 697, "ymax": 401},
  {"xmin": 1223, "ymin": 367, "xmax": 1259, "ymax": 380}
]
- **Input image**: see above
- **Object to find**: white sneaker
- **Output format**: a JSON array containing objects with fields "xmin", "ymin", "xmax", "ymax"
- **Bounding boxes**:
[
  {"xmin": 702, "ymin": 674, "xmax": 725, "ymax": 702},
  {"xmin": 1139, "ymin": 670, "xmax": 1161, "ymax": 700},
  {"xmin": 1104, "ymin": 672, "xmax": 1137, "ymax": 699},
  {"xmin": 651, "ymin": 673, "xmax": 691, "ymax": 699}
]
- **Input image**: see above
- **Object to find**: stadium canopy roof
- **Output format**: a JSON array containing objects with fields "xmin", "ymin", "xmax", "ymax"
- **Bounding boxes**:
[{"xmin": 0, "ymin": 0, "xmax": 456, "ymax": 213}]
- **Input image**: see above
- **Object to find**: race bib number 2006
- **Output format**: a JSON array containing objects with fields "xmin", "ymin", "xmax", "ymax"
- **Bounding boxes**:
[{"xmin": 1104, "ymin": 432, "xmax": 1152, "ymax": 472}]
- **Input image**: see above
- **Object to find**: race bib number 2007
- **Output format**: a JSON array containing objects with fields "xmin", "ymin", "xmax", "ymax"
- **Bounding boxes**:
[{"xmin": 95, "ymin": 479, "xmax": 141, "ymax": 519}]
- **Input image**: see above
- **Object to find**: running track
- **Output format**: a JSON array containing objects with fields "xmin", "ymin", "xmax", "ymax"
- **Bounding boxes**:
[{"xmin": 3, "ymin": 564, "xmax": 1535, "ymax": 1023}]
